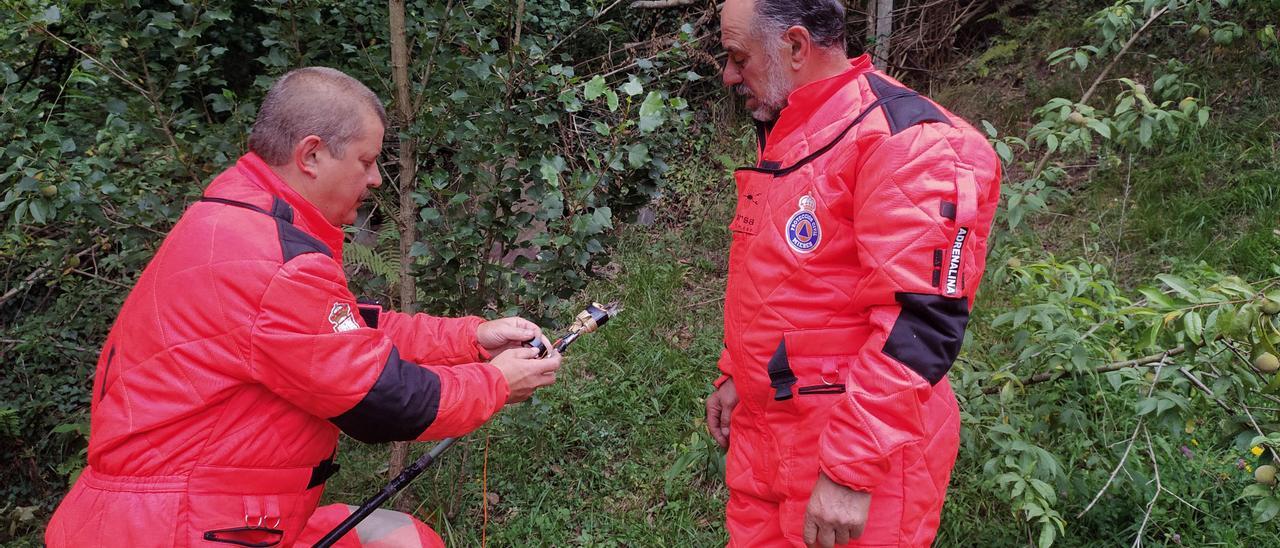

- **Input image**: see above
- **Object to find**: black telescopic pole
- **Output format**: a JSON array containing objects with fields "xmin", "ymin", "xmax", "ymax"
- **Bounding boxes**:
[
  {"xmin": 312, "ymin": 437, "xmax": 457, "ymax": 548},
  {"xmin": 313, "ymin": 301, "xmax": 620, "ymax": 548}
]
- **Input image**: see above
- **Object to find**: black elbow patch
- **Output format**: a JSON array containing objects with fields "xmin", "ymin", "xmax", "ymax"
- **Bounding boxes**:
[
  {"xmin": 882, "ymin": 293, "xmax": 969, "ymax": 385},
  {"xmin": 330, "ymin": 346, "xmax": 440, "ymax": 443}
]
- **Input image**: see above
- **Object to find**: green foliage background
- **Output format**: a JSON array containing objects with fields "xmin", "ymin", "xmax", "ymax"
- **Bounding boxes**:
[{"xmin": 4, "ymin": 0, "xmax": 1280, "ymax": 546}]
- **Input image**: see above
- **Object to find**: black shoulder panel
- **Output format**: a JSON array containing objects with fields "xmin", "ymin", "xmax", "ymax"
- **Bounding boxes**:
[
  {"xmin": 330, "ymin": 346, "xmax": 441, "ymax": 443},
  {"xmin": 269, "ymin": 197, "xmax": 331, "ymax": 262},
  {"xmin": 865, "ymin": 73, "xmax": 951, "ymax": 136},
  {"xmin": 882, "ymin": 292, "xmax": 969, "ymax": 385}
]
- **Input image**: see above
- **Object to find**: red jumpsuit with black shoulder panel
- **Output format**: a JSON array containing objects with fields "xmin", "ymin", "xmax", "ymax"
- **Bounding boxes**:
[
  {"xmin": 46, "ymin": 153, "xmax": 507, "ymax": 547},
  {"xmin": 717, "ymin": 55, "xmax": 1001, "ymax": 547}
]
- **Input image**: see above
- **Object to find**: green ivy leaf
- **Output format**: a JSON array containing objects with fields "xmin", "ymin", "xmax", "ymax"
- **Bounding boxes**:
[
  {"xmin": 41, "ymin": 5, "xmax": 62, "ymax": 23},
  {"xmin": 638, "ymin": 92, "xmax": 666, "ymax": 132},
  {"xmin": 584, "ymin": 75, "xmax": 606, "ymax": 100},
  {"xmin": 585, "ymin": 207, "xmax": 612, "ymax": 234},
  {"xmin": 626, "ymin": 143, "xmax": 650, "ymax": 168},
  {"xmin": 621, "ymin": 78, "xmax": 643, "ymax": 97},
  {"xmin": 605, "ymin": 90, "xmax": 620, "ymax": 112},
  {"xmin": 558, "ymin": 89, "xmax": 582, "ymax": 112}
]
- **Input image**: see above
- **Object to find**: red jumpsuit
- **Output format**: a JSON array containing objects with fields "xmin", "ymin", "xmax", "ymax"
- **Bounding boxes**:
[
  {"xmin": 718, "ymin": 55, "xmax": 1000, "ymax": 546},
  {"xmin": 45, "ymin": 153, "xmax": 508, "ymax": 547}
]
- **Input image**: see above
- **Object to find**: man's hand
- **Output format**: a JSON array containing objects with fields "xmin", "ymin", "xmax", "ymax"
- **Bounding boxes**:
[
  {"xmin": 477, "ymin": 317, "xmax": 545, "ymax": 355},
  {"xmin": 803, "ymin": 472, "xmax": 871, "ymax": 548},
  {"xmin": 489, "ymin": 346, "xmax": 561, "ymax": 403},
  {"xmin": 705, "ymin": 378, "xmax": 738, "ymax": 448}
]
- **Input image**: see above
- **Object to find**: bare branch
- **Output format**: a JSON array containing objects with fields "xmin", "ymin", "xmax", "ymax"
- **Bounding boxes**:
[
  {"xmin": 1077, "ymin": 361, "xmax": 1164, "ymax": 518},
  {"xmin": 981, "ymin": 345, "xmax": 1185, "ymax": 395},
  {"xmin": 1131, "ymin": 427, "xmax": 1161, "ymax": 548},
  {"xmin": 629, "ymin": 0, "xmax": 697, "ymax": 8}
]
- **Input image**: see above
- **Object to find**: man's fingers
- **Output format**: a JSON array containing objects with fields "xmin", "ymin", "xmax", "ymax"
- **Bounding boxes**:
[
  {"xmin": 506, "ymin": 346, "xmax": 539, "ymax": 359},
  {"xmin": 817, "ymin": 526, "xmax": 835, "ymax": 548},
  {"xmin": 706, "ymin": 396, "xmax": 727, "ymax": 448},
  {"xmin": 803, "ymin": 514, "xmax": 818, "ymax": 546},
  {"xmin": 718, "ymin": 398, "xmax": 732, "ymax": 442},
  {"xmin": 833, "ymin": 526, "xmax": 850, "ymax": 546}
]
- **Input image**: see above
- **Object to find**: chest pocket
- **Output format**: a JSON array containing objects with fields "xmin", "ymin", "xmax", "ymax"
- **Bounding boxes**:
[{"xmin": 729, "ymin": 168, "xmax": 774, "ymax": 236}]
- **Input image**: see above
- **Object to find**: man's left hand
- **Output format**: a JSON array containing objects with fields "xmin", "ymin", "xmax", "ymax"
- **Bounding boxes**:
[
  {"xmin": 803, "ymin": 472, "xmax": 871, "ymax": 548},
  {"xmin": 477, "ymin": 317, "xmax": 546, "ymax": 355}
]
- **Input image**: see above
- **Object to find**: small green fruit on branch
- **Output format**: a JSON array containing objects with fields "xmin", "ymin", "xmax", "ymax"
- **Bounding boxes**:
[
  {"xmin": 1255, "ymin": 352, "xmax": 1280, "ymax": 374},
  {"xmin": 1256, "ymin": 465, "xmax": 1277, "ymax": 486}
]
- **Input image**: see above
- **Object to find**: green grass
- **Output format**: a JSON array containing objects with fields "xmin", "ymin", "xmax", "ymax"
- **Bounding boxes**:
[{"xmin": 322, "ymin": 215, "xmax": 735, "ymax": 546}]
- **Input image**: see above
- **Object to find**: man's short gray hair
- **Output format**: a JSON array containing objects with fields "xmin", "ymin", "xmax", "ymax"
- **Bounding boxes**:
[
  {"xmin": 755, "ymin": 0, "xmax": 847, "ymax": 51},
  {"xmin": 248, "ymin": 67, "xmax": 388, "ymax": 165}
]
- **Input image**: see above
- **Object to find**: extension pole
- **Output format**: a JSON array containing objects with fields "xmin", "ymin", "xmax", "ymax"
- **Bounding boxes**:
[
  {"xmin": 312, "ymin": 437, "xmax": 457, "ymax": 548},
  {"xmin": 313, "ymin": 301, "xmax": 620, "ymax": 547}
]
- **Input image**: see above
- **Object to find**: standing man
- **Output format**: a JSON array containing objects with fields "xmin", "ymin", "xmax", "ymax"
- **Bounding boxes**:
[
  {"xmin": 704, "ymin": 1, "xmax": 1000, "ymax": 546},
  {"xmin": 45, "ymin": 67, "xmax": 562, "ymax": 547}
]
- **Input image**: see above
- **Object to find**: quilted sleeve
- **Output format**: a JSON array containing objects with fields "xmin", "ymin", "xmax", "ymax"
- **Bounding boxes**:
[
  {"xmin": 356, "ymin": 301, "xmax": 491, "ymax": 365},
  {"xmin": 249, "ymin": 254, "xmax": 509, "ymax": 443},
  {"xmin": 818, "ymin": 122, "xmax": 999, "ymax": 492}
]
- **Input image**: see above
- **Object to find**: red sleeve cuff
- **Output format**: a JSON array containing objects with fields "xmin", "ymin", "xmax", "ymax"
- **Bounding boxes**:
[{"xmin": 713, "ymin": 374, "xmax": 731, "ymax": 388}]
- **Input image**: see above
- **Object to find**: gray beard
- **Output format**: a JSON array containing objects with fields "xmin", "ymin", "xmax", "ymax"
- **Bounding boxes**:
[{"xmin": 741, "ymin": 47, "xmax": 791, "ymax": 121}]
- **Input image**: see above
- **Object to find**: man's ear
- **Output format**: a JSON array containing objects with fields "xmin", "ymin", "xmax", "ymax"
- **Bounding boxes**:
[
  {"xmin": 783, "ymin": 25, "xmax": 812, "ymax": 70},
  {"xmin": 294, "ymin": 135, "xmax": 324, "ymax": 179}
]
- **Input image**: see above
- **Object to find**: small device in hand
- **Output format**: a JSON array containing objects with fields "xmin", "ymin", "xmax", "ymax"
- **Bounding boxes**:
[{"xmin": 526, "ymin": 301, "xmax": 621, "ymax": 358}]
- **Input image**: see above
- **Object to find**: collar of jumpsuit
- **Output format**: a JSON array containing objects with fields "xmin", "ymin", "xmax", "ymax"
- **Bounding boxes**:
[
  {"xmin": 217, "ymin": 151, "xmax": 348, "ymax": 259},
  {"xmin": 757, "ymin": 54, "xmax": 873, "ymax": 156}
]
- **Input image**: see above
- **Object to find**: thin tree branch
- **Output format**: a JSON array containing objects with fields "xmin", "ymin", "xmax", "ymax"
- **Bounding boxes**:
[
  {"xmin": 1078, "ymin": 361, "xmax": 1164, "ymax": 518},
  {"xmin": 629, "ymin": 0, "xmax": 696, "ymax": 8},
  {"xmin": 1131, "ymin": 427, "xmax": 1161, "ymax": 548},
  {"xmin": 982, "ymin": 345, "xmax": 1185, "ymax": 395}
]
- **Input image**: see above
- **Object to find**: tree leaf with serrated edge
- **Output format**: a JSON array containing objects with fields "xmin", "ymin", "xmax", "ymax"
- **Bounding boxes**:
[
  {"xmin": 1038, "ymin": 522, "xmax": 1055, "ymax": 548},
  {"xmin": 1236, "ymin": 483, "xmax": 1274, "ymax": 501},
  {"xmin": 1138, "ymin": 287, "xmax": 1176, "ymax": 309},
  {"xmin": 1183, "ymin": 311, "xmax": 1203, "ymax": 345},
  {"xmin": 1156, "ymin": 274, "xmax": 1198, "ymax": 300}
]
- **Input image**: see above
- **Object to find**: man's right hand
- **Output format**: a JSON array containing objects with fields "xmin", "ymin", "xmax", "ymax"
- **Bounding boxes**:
[
  {"xmin": 490, "ymin": 346, "xmax": 562, "ymax": 403},
  {"xmin": 705, "ymin": 378, "xmax": 738, "ymax": 448}
]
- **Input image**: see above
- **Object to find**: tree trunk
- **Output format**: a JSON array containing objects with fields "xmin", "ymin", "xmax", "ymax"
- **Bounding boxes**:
[
  {"xmin": 872, "ymin": 0, "xmax": 893, "ymax": 68},
  {"xmin": 388, "ymin": 0, "xmax": 418, "ymax": 511}
]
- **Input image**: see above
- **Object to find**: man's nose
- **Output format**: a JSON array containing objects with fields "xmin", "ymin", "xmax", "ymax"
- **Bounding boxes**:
[
  {"xmin": 368, "ymin": 167, "xmax": 383, "ymax": 188},
  {"xmin": 722, "ymin": 60, "xmax": 741, "ymax": 88}
]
